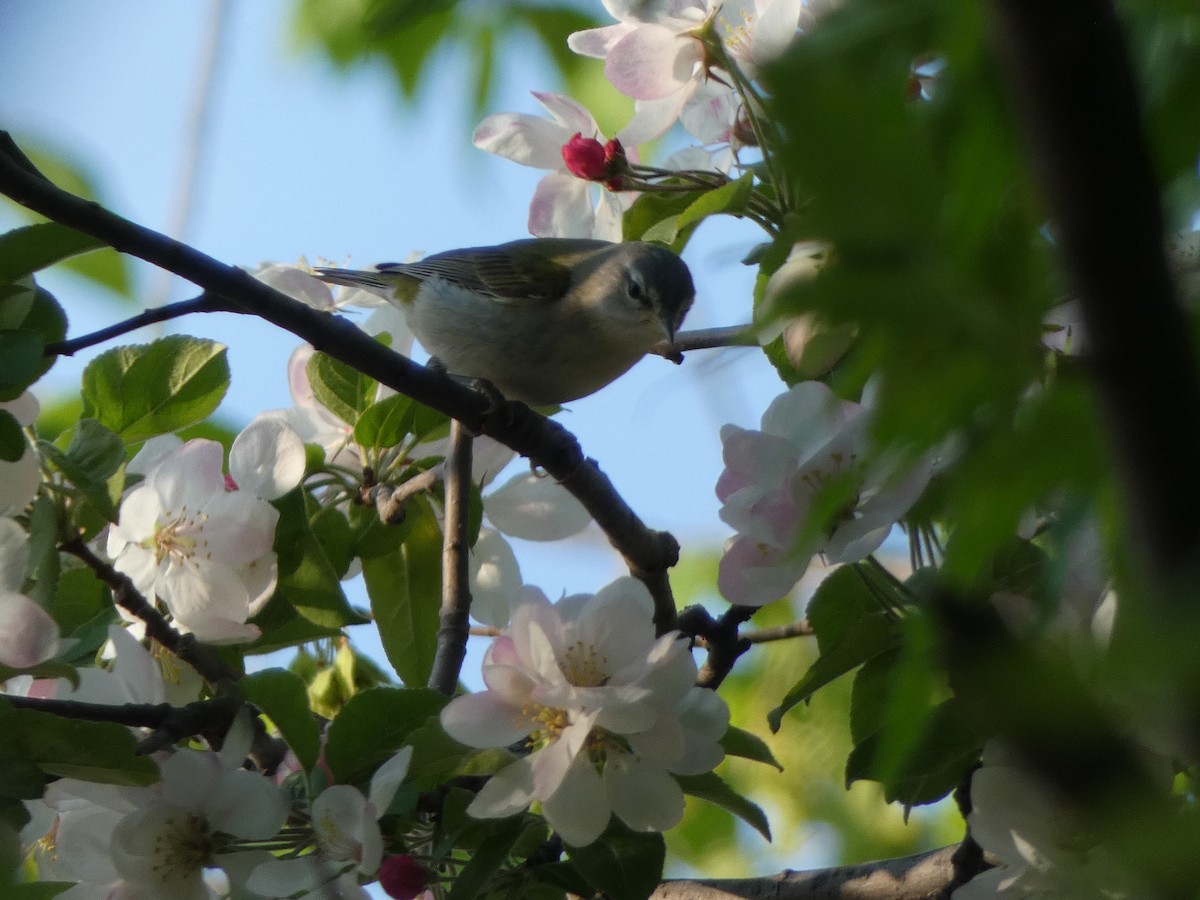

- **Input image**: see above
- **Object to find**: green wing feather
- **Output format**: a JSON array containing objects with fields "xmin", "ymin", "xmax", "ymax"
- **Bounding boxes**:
[{"xmin": 377, "ymin": 238, "xmax": 611, "ymax": 303}]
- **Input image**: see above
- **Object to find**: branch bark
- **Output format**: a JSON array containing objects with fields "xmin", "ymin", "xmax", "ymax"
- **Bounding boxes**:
[
  {"xmin": 986, "ymin": 0, "xmax": 1200, "ymax": 592},
  {"xmin": 648, "ymin": 845, "xmax": 959, "ymax": 900},
  {"xmin": 428, "ymin": 419, "xmax": 473, "ymax": 695}
]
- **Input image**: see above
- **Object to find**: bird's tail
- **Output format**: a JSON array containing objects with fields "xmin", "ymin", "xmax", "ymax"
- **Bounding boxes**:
[{"xmin": 313, "ymin": 267, "xmax": 388, "ymax": 290}]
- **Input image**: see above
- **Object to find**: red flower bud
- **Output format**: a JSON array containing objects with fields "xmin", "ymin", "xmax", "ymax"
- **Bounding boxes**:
[
  {"xmin": 561, "ymin": 133, "xmax": 608, "ymax": 181},
  {"xmin": 379, "ymin": 854, "xmax": 432, "ymax": 900}
]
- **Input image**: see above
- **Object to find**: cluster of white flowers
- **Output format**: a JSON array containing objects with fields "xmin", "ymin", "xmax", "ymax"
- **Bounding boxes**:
[
  {"xmin": 716, "ymin": 380, "xmax": 933, "ymax": 606},
  {"xmin": 441, "ymin": 577, "xmax": 729, "ymax": 846},
  {"xmin": 106, "ymin": 418, "xmax": 306, "ymax": 643}
]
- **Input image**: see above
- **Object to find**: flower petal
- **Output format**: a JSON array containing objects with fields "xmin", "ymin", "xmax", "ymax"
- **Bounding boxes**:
[
  {"xmin": 229, "ymin": 418, "xmax": 306, "ymax": 500},
  {"xmin": 486, "ymin": 472, "xmax": 591, "ymax": 541}
]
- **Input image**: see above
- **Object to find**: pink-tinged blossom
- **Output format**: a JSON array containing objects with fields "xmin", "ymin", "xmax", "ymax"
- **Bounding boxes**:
[
  {"xmin": 0, "ymin": 517, "xmax": 59, "ymax": 669},
  {"xmin": 473, "ymin": 91, "xmax": 635, "ymax": 239},
  {"xmin": 440, "ymin": 578, "xmax": 728, "ymax": 846},
  {"xmin": 571, "ymin": 0, "xmax": 812, "ymax": 142},
  {"xmin": 106, "ymin": 420, "xmax": 305, "ymax": 642},
  {"xmin": 717, "ymin": 381, "xmax": 932, "ymax": 606}
]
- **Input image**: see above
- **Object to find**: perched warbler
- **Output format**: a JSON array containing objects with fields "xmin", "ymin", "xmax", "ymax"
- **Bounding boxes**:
[{"xmin": 315, "ymin": 238, "xmax": 694, "ymax": 406}]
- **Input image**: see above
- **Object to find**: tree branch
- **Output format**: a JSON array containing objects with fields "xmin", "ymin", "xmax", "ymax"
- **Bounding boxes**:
[
  {"xmin": 46, "ymin": 292, "xmax": 239, "ymax": 356},
  {"xmin": 428, "ymin": 419, "xmax": 473, "ymax": 696},
  {"xmin": 0, "ymin": 132, "xmax": 679, "ymax": 623},
  {"xmin": 62, "ymin": 536, "xmax": 237, "ymax": 687},
  {"xmin": 986, "ymin": 0, "xmax": 1200, "ymax": 591},
  {"xmin": 648, "ymin": 845, "xmax": 959, "ymax": 899}
]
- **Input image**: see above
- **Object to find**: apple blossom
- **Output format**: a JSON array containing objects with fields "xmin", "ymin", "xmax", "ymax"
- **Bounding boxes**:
[
  {"xmin": 472, "ymin": 91, "xmax": 635, "ymax": 239},
  {"xmin": 246, "ymin": 746, "xmax": 413, "ymax": 899},
  {"xmin": 106, "ymin": 419, "xmax": 305, "ymax": 642},
  {"xmin": 440, "ymin": 578, "xmax": 728, "ymax": 846},
  {"xmin": 716, "ymin": 381, "xmax": 932, "ymax": 606},
  {"xmin": 954, "ymin": 743, "xmax": 1146, "ymax": 900},
  {"xmin": 0, "ymin": 516, "xmax": 59, "ymax": 669}
]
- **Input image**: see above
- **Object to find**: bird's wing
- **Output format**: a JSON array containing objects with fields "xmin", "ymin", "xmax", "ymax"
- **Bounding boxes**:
[{"xmin": 378, "ymin": 240, "xmax": 603, "ymax": 303}]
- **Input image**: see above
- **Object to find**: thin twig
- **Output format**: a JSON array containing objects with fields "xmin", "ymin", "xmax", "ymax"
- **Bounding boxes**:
[
  {"xmin": 46, "ymin": 292, "xmax": 238, "ymax": 356},
  {"xmin": 657, "ymin": 325, "xmax": 759, "ymax": 358},
  {"xmin": 61, "ymin": 536, "xmax": 237, "ymax": 687},
  {"xmin": 362, "ymin": 463, "xmax": 444, "ymax": 525},
  {"xmin": 427, "ymin": 419, "xmax": 473, "ymax": 696}
]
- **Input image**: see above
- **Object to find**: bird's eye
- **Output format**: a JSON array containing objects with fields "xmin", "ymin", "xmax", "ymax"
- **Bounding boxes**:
[{"xmin": 626, "ymin": 272, "xmax": 651, "ymax": 308}]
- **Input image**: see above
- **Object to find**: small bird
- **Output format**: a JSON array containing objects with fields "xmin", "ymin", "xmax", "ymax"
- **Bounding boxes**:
[{"xmin": 315, "ymin": 239, "xmax": 694, "ymax": 406}]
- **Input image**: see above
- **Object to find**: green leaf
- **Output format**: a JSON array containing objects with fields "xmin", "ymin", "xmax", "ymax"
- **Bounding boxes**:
[
  {"xmin": 26, "ymin": 495, "xmax": 61, "ymax": 607},
  {"xmin": 273, "ymin": 489, "xmax": 368, "ymax": 629},
  {"xmin": 0, "ymin": 223, "xmax": 105, "ymax": 285},
  {"xmin": 361, "ymin": 496, "xmax": 441, "ymax": 686},
  {"xmin": 677, "ymin": 771, "xmax": 772, "ymax": 842},
  {"xmin": 447, "ymin": 819, "xmax": 524, "ymax": 900},
  {"xmin": 568, "ymin": 823, "xmax": 666, "ymax": 900},
  {"xmin": 39, "ymin": 418, "xmax": 125, "ymax": 522},
  {"xmin": 307, "ymin": 350, "xmax": 376, "ymax": 425},
  {"xmin": 0, "ymin": 280, "xmax": 69, "ymax": 400},
  {"xmin": 0, "ymin": 408, "xmax": 22, "ymax": 461},
  {"xmin": 622, "ymin": 188, "xmax": 705, "ymax": 243},
  {"xmin": 676, "ymin": 173, "xmax": 755, "ymax": 233},
  {"xmin": 7, "ymin": 704, "xmax": 159, "ymax": 785},
  {"xmin": 0, "ymin": 328, "xmax": 45, "ymax": 401},
  {"xmin": 324, "ymin": 686, "xmax": 447, "ymax": 784},
  {"xmin": 720, "ymin": 724, "xmax": 783, "ymax": 770},
  {"xmin": 403, "ymin": 718, "xmax": 473, "ymax": 791},
  {"xmin": 768, "ymin": 566, "xmax": 903, "ymax": 731},
  {"xmin": 845, "ymin": 699, "xmax": 980, "ymax": 807},
  {"xmin": 80, "ymin": 336, "xmax": 229, "ymax": 441},
  {"xmin": 8, "ymin": 884, "xmax": 76, "ymax": 900},
  {"xmin": 353, "ymin": 392, "xmax": 415, "ymax": 448},
  {"xmin": 242, "ymin": 668, "xmax": 321, "ymax": 773}
]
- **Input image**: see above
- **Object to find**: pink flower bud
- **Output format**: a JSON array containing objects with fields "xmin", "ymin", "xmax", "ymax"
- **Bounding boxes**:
[
  {"xmin": 379, "ymin": 854, "xmax": 431, "ymax": 900},
  {"xmin": 224, "ymin": 473, "xmax": 239, "ymax": 491},
  {"xmin": 562, "ymin": 133, "xmax": 608, "ymax": 181}
]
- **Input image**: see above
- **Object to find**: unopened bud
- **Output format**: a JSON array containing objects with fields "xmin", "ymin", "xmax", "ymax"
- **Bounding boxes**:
[
  {"xmin": 380, "ymin": 854, "xmax": 432, "ymax": 900},
  {"xmin": 562, "ymin": 133, "xmax": 607, "ymax": 180}
]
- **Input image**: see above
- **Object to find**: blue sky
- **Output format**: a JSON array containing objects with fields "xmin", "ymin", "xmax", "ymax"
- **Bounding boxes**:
[{"xmin": 0, "ymin": 0, "xmax": 781, "ymax": 596}]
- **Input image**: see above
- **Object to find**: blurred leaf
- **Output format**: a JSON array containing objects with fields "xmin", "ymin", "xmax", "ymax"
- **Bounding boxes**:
[
  {"xmin": 0, "ymin": 223, "xmax": 104, "ymax": 285},
  {"xmin": 678, "ymin": 771, "xmax": 772, "ymax": 842},
  {"xmin": 324, "ymin": 686, "xmax": 447, "ymax": 784},
  {"xmin": 845, "ymin": 699, "xmax": 980, "ymax": 807},
  {"xmin": 80, "ymin": 336, "xmax": 229, "ymax": 442},
  {"xmin": 0, "ymin": 409, "xmax": 22, "ymax": 461},
  {"xmin": 0, "ymin": 329, "xmax": 45, "ymax": 401},
  {"xmin": 7, "ymin": 139, "xmax": 133, "ymax": 299},
  {"xmin": 242, "ymin": 668, "xmax": 322, "ymax": 773},
  {"xmin": 361, "ymin": 495, "xmax": 441, "ymax": 686}
]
